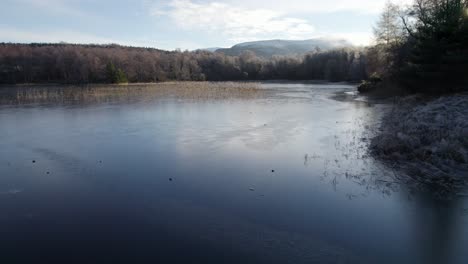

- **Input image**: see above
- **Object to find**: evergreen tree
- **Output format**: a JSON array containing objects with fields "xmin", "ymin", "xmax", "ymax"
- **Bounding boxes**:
[
  {"xmin": 106, "ymin": 62, "xmax": 128, "ymax": 83},
  {"xmin": 402, "ymin": 0, "xmax": 468, "ymax": 92}
]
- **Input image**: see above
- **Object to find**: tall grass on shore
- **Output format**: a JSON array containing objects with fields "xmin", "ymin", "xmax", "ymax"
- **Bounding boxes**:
[{"xmin": 0, "ymin": 82, "xmax": 265, "ymax": 105}]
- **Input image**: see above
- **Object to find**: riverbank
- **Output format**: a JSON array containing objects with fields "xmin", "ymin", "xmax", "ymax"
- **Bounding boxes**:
[{"xmin": 370, "ymin": 93, "xmax": 468, "ymax": 195}]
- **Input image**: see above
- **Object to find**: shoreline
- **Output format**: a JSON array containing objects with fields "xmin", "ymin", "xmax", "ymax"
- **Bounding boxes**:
[{"xmin": 0, "ymin": 80, "xmax": 356, "ymax": 87}]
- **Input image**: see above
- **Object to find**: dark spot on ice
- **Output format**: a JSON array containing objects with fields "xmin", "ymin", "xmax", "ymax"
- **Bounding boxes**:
[
  {"xmin": 99, "ymin": 160, "xmax": 102, "ymax": 163},
  {"xmin": 46, "ymin": 171, "xmax": 50, "ymax": 174},
  {"xmin": 271, "ymin": 170, "xmax": 275, "ymax": 173},
  {"xmin": 32, "ymin": 160, "xmax": 36, "ymax": 163},
  {"xmin": 169, "ymin": 178, "xmax": 173, "ymax": 181},
  {"xmin": 249, "ymin": 188, "xmax": 255, "ymax": 191}
]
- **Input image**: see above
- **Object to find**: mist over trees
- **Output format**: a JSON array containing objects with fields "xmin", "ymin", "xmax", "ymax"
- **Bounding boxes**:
[{"xmin": 0, "ymin": 43, "xmax": 368, "ymax": 84}]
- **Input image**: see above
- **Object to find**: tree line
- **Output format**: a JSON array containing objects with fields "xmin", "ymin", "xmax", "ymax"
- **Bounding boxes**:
[{"xmin": 0, "ymin": 43, "xmax": 368, "ymax": 84}]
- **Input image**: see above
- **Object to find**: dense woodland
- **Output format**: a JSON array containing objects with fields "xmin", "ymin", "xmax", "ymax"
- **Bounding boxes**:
[
  {"xmin": 0, "ymin": 0, "xmax": 467, "ymax": 94},
  {"xmin": 0, "ymin": 43, "xmax": 368, "ymax": 84}
]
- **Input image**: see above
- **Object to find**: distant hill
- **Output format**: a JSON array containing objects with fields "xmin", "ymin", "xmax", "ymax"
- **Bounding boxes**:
[
  {"xmin": 216, "ymin": 38, "xmax": 353, "ymax": 58},
  {"xmin": 200, "ymin": 47, "xmax": 222, "ymax": 52}
]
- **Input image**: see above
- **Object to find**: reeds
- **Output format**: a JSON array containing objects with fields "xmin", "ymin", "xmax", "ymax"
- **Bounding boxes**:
[{"xmin": 0, "ymin": 82, "xmax": 265, "ymax": 105}]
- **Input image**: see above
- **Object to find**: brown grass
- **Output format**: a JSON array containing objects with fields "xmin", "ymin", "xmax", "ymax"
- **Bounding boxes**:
[{"xmin": 0, "ymin": 82, "xmax": 265, "ymax": 105}]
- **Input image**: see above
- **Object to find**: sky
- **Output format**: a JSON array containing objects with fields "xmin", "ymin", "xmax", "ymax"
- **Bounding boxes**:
[{"xmin": 0, "ymin": 0, "xmax": 413, "ymax": 51}]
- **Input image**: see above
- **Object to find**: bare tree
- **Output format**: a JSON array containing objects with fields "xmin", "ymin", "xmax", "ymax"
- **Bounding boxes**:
[{"xmin": 374, "ymin": 1, "xmax": 406, "ymax": 46}]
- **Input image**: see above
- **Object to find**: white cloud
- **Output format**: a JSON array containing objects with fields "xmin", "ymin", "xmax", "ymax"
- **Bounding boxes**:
[
  {"xmin": 150, "ymin": 0, "xmax": 415, "ymax": 46},
  {"xmin": 221, "ymin": 0, "xmax": 414, "ymax": 14},
  {"xmin": 152, "ymin": 0, "xmax": 315, "ymax": 42}
]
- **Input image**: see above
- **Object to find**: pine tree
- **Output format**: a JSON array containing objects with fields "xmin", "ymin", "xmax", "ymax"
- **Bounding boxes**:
[
  {"xmin": 403, "ymin": 0, "xmax": 468, "ymax": 92},
  {"xmin": 106, "ymin": 62, "xmax": 128, "ymax": 83}
]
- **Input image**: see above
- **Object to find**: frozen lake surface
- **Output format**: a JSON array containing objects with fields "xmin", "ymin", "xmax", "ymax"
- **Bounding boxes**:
[{"xmin": 0, "ymin": 82, "xmax": 467, "ymax": 264}]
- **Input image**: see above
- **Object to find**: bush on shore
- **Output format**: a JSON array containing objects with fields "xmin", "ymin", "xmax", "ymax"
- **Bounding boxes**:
[{"xmin": 357, "ymin": 74, "xmax": 382, "ymax": 93}]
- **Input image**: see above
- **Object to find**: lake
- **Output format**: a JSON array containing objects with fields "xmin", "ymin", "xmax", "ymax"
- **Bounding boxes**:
[{"xmin": 0, "ymin": 82, "xmax": 467, "ymax": 264}]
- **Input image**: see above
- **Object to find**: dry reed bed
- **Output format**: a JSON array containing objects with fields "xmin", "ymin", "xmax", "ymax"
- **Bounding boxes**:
[{"xmin": 0, "ymin": 82, "xmax": 265, "ymax": 104}]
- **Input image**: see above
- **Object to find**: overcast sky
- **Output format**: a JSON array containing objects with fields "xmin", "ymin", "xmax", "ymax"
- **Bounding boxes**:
[{"xmin": 0, "ymin": 0, "xmax": 412, "ymax": 50}]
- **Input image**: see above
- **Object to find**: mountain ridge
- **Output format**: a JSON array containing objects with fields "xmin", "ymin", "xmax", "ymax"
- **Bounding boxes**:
[{"xmin": 216, "ymin": 38, "xmax": 353, "ymax": 58}]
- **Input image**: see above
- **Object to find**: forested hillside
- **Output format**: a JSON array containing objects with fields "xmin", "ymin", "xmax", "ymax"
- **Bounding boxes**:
[{"xmin": 0, "ymin": 43, "xmax": 367, "ymax": 84}]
